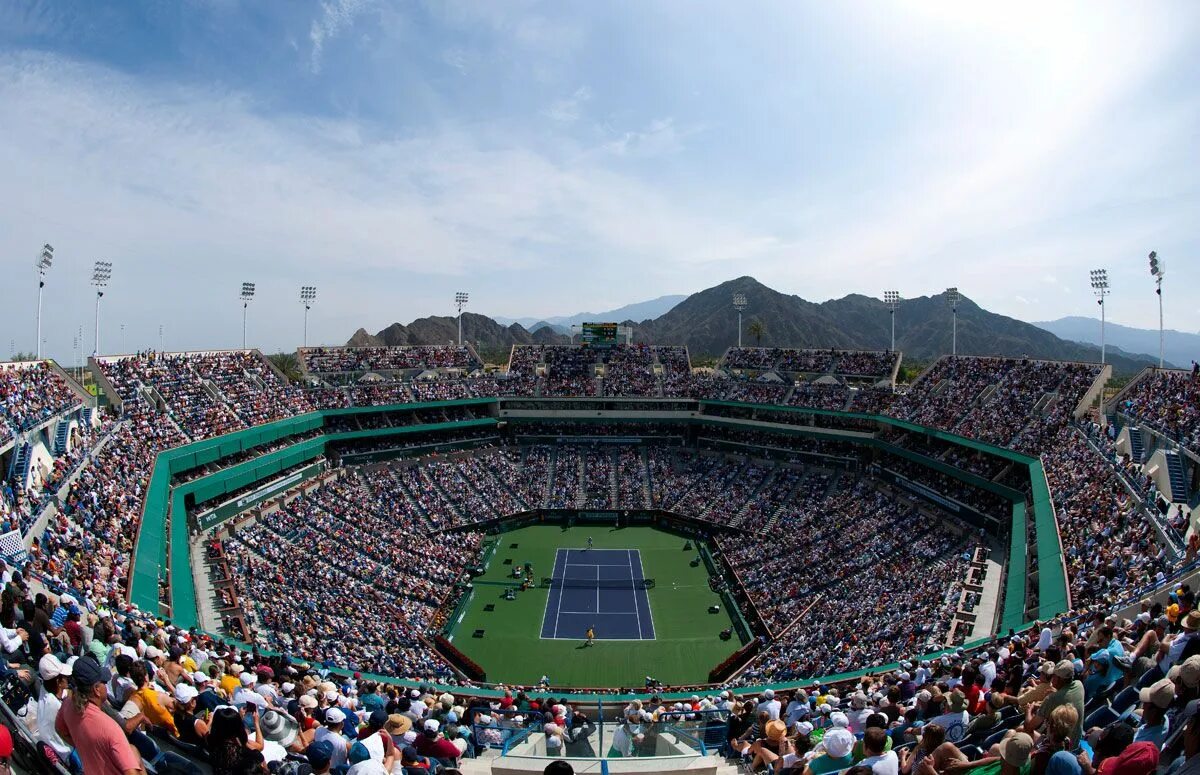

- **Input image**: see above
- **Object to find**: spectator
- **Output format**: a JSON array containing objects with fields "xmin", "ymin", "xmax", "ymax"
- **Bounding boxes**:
[
  {"xmin": 208, "ymin": 706, "xmax": 266, "ymax": 775},
  {"xmin": 54, "ymin": 655, "xmax": 142, "ymax": 775}
]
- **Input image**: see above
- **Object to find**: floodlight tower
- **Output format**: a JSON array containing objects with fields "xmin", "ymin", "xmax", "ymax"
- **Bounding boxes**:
[
  {"xmin": 884, "ymin": 290, "xmax": 901, "ymax": 352},
  {"xmin": 946, "ymin": 287, "xmax": 960, "ymax": 357},
  {"xmin": 732, "ymin": 293, "xmax": 748, "ymax": 348},
  {"xmin": 240, "ymin": 282, "xmax": 256, "ymax": 349},
  {"xmin": 300, "ymin": 286, "xmax": 317, "ymax": 347},
  {"xmin": 159, "ymin": 324, "xmax": 164, "ymax": 352},
  {"xmin": 455, "ymin": 292, "xmax": 469, "ymax": 347},
  {"xmin": 92, "ymin": 260, "xmax": 112, "ymax": 356},
  {"xmin": 35, "ymin": 244, "xmax": 54, "ymax": 359},
  {"xmin": 1089, "ymin": 269, "xmax": 1110, "ymax": 364},
  {"xmin": 1148, "ymin": 251, "xmax": 1165, "ymax": 369}
]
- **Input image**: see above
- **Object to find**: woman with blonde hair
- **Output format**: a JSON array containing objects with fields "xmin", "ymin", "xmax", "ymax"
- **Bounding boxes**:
[{"xmin": 1031, "ymin": 704, "xmax": 1079, "ymax": 775}]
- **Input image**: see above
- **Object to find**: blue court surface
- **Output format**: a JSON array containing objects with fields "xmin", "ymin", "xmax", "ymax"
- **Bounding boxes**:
[{"xmin": 539, "ymin": 548, "xmax": 656, "ymax": 640}]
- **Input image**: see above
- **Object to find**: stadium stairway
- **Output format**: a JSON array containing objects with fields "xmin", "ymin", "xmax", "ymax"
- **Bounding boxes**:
[
  {"xmin": 639, "ymin": 447, "xmax": 653, "ymax": 507},
  {"xmin": 53, "ymin": 419, "xmax": 71, "ymax": 455},
  {"xmin": 608, "ymin": 448, "xmax": 621, "ymax": 505},
  {"xmin": 542, "ymin": 448, "xmax": 557, "ymax": 509},
  {"xmin": 1129, "ymin": 428, "xmax": 1146, "ymax": 464},
  {"xmin": 1166, "ymin": 451, "xmax": 1189, "ymax": 503},
  {"xmin": 7, "ymin": 442, "xmax": 31, "ymax": 489},
  {"xmin": 763, "ymin": 468, "xmax": 809, "ymax": 532}
]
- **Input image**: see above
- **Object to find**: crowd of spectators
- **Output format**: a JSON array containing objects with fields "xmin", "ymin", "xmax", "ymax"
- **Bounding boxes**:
[
  {"xmin": 1117, "ymin": 368, "xmax": 1200, "ymax": 455},
  {"xmin": 10, "ymin": 342, "xmax": 1200, "ymax": 750},
  {"xmin": 300, "ymin": 345, "xmax": 475, "ymax": 373},
  {"xmin": 221, "ymin": 473, "xmax": 481, "ymax": 675},
  {"xmin": 0, "ymin": 361, "xmax": 81, "ymax": 436}
]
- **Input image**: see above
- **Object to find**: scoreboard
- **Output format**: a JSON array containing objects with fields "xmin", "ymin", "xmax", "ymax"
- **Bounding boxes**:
[{"xmin": 580, "ymin": 322, "xmax": 619, "ymax": 347}]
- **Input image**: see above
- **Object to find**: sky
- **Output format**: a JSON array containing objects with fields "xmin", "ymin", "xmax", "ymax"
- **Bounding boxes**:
[{"xmin": 1, "ymin": 0, "xmax": 1198, "ymax": 360}]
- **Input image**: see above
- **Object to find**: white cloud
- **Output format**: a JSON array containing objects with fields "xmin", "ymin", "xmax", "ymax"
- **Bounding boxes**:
[
  {"xmin": 0, "ymin": 53, "xmax": 774, "ymax": 355},
  {"xmin": 543, "ymin": 86, "xmax": 592, "ymax": 123},
  {"xmin": 602, "ymin": 118, "xmax": 689, "ymax": 158},
  {"xmin": 308, "ymin": 0, "xmax": 374, "ymax": 74}
]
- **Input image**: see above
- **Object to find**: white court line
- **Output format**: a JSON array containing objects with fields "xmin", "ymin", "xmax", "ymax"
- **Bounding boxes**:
[
  {"xmin": 628, "ymin": 549, "xmax": 645, "ymax": 638},
  {"xmin": 551, "ymin": 549, "xmax": 565, "ymax": 639},
  {"xmin": 595, "ymin": 563, "xmax": 600, "ymax": 614},
  {"xmin": 631, "ymin": 549, "xmax": 657, "ymax": 640}
]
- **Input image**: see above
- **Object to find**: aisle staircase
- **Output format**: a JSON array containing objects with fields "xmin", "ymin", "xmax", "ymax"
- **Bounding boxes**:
[
  {"xmin": 640, "ymin": 448, "xmax": 654, "ymax": 507},
  {"xmin": 53, "ymin": 420, "xmax": 71, "ymax": 455},
  {"xmin": 1165, "ymin": 452, "xmax": 1190, "ymax": 503},
  {"xmin": 7, "ymin": 442, "xmax": 31, "ymax": 488},
  {"xmin": 1129, "ymin": 428, "xmax": 1146, "ymax": 464}
]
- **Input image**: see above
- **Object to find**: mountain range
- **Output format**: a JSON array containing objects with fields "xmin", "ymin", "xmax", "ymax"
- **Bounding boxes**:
[
  {"xmin": 492, "ymin": 294, "xmax": 686, "ymax": 332},
  {"xmin": 1032, "ymin": 316, "xmax": 1195, "ymax": 369},
  {"xmin": 347, "ymin": 276, "xmax": 1166, "ymax": 374}
]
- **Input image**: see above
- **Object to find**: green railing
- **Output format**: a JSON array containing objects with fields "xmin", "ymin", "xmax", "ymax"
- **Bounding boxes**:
[
  {"xmin": 129, "ymin": 396, "xmax": 1070, "ymax": 667},
  {"xmin": 129, "ymin": 402, "xmax": 499, "ymax": 622}
]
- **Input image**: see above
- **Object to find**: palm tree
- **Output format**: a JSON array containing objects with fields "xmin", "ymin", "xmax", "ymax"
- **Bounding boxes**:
[
  {"xmin": 267, "ymin": 352, "xmax": 302, "ymax": 382},
  {"xmin": 747, "ymin": 320, "xmax": 766, "ymax": 346}
]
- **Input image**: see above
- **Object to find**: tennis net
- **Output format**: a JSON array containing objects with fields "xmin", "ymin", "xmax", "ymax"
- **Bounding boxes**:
[{"xmin": 541, "ymin": 577, "xmax": 655, "ymax": 590}]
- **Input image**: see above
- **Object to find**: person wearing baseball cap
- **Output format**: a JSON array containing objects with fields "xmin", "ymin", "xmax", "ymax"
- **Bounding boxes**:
[
  {"xmin": 172, "ymin": 683, "xmax": 210, "ymax": 747},
  {"xmin": 414, "ymin": 718, "xmax": 461, "ymax": 765},
  {"xmin": 1034, "ymin": 660, "xmax": 1085, "ymax": 744},
  {"xmin": 353, "ymin": 708, "xmax": 397, "ymax": 772},
  {"xmin": 1133, "ymin": 678, "xmax": 1175, "ymax": 747},
  {"xmin": 36, "ymin": 654, "xmax": 75, "ymax": 767},
  {"xmin": 55, "ymin": 655, "xmax": 142, "ymax": 775},
  {"xmin": 315, "ymin": 706, "xmax": 351, "ymax": 769}
]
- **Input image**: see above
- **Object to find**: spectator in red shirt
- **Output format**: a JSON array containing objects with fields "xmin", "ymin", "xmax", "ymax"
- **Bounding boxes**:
[
  {"xmin": 55, "ymin": 655, "xmax": 142, "ymax": 775},
  {"xmin": 412, "ymin": 719, "xmax": 460, "ymax": 765}
]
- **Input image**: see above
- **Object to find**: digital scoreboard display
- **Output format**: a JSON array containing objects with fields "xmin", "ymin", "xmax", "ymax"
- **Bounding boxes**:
[{"xmin": 580, "ymin": 322, "xmax": 619, "ymax": 346}]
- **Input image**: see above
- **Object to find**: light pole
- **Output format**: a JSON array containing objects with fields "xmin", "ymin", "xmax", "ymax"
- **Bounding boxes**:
[
  {"xmin": 92, "ymin": 260, "xmax": 112, "ymax": 356},
  {"xmin": 159, "ymin": 324, "xmax": 164, "ymax": 352},
  {"xmin": 1089, "ymin": 269, "xmax": 1110, "ymax": 364},
  {"xmin": 1149, "ymin": 251, "xmax": 1165, "ymax": 369},
  {"xmin": 455, "ymin": 292, "xmax": 469, "ymax": 347},
  {"xmin": 120, "ymin": 324, "xmax": 126, "ymax": 353},
  {"xmin": 733, "ymin": 293, "xmax": 748, "ymax": 348},
  {"xmin": 35, "ymin": 244, "xmax": 54, "ymax": 359},
  {"xmin": 884, "ymin": 290, "xmax": 901, "ymax": 352},
  {"xmin": 300, "ymin": 286, "xmax": 317, "ymax": 347},
  {"xmin": 240, "ymin": 282, "xmax": 256, "ymax": 349},
  {"xmin": 946, "ymin": 287, "xmax": 960, "ymax": 357}
]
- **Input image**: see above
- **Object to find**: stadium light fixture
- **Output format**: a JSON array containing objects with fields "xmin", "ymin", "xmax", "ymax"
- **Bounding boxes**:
[
  {"xmin": 884, "ymin": 290, "xmax": 901, "ymax": 352},
  {"xmin": 455, "ymin": 291, "xmax": 469, "ymax": 347},
  {"xmin": 732, "ymin": 293, "xmax": 748, "ymax": 348},
  {"xmin": 240, "ymin": 281, "xmax": 256, "ymax": 349},
  {"xmin": 1089, "ymin": 269, "xmax": 1110, "ymax": 365},
  {"xmin": 92, "ymin": 260, "xmax": 112, "ymax": 357},
  {"xmin": 35, "ymin": 243, "xmax": 54, "ymax": 359},
  {"xmin": 946, "ymin": 287, "xmax": 960, "ymax": 357},
  {"xmin": 1148, "ymin": 251, "xmax": 1165, "ymax": 369},
  {"xmin": 300, "ymin": 286, "xmax": 317, "ymax": 347}
]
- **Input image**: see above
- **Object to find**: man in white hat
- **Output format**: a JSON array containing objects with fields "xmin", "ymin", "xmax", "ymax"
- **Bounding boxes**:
[
  {"xmin": 756, "ymin": 688, "xmax": 780, "ymax": 721},
  {"xmin": 36, "ymin": 654, "xmax": 75, "ymax": 766},
  {"xmin": 315, "ymin": 707, "xmax": 351, "ymax": 768}
]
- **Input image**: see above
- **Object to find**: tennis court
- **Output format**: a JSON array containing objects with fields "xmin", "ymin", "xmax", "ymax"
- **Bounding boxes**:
[{"xmin": 540, "ymin": 548, "xmax": 656, "ymax": 640}]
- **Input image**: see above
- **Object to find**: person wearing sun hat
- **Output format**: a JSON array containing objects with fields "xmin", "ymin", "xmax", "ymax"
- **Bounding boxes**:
[
  {"xmin": 747, "ymin": 718, "xmax": 789, "ymax": 772},
  {"xmin": 809, "ymin": 726, "xmax": 855, "ymax": 775}
]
